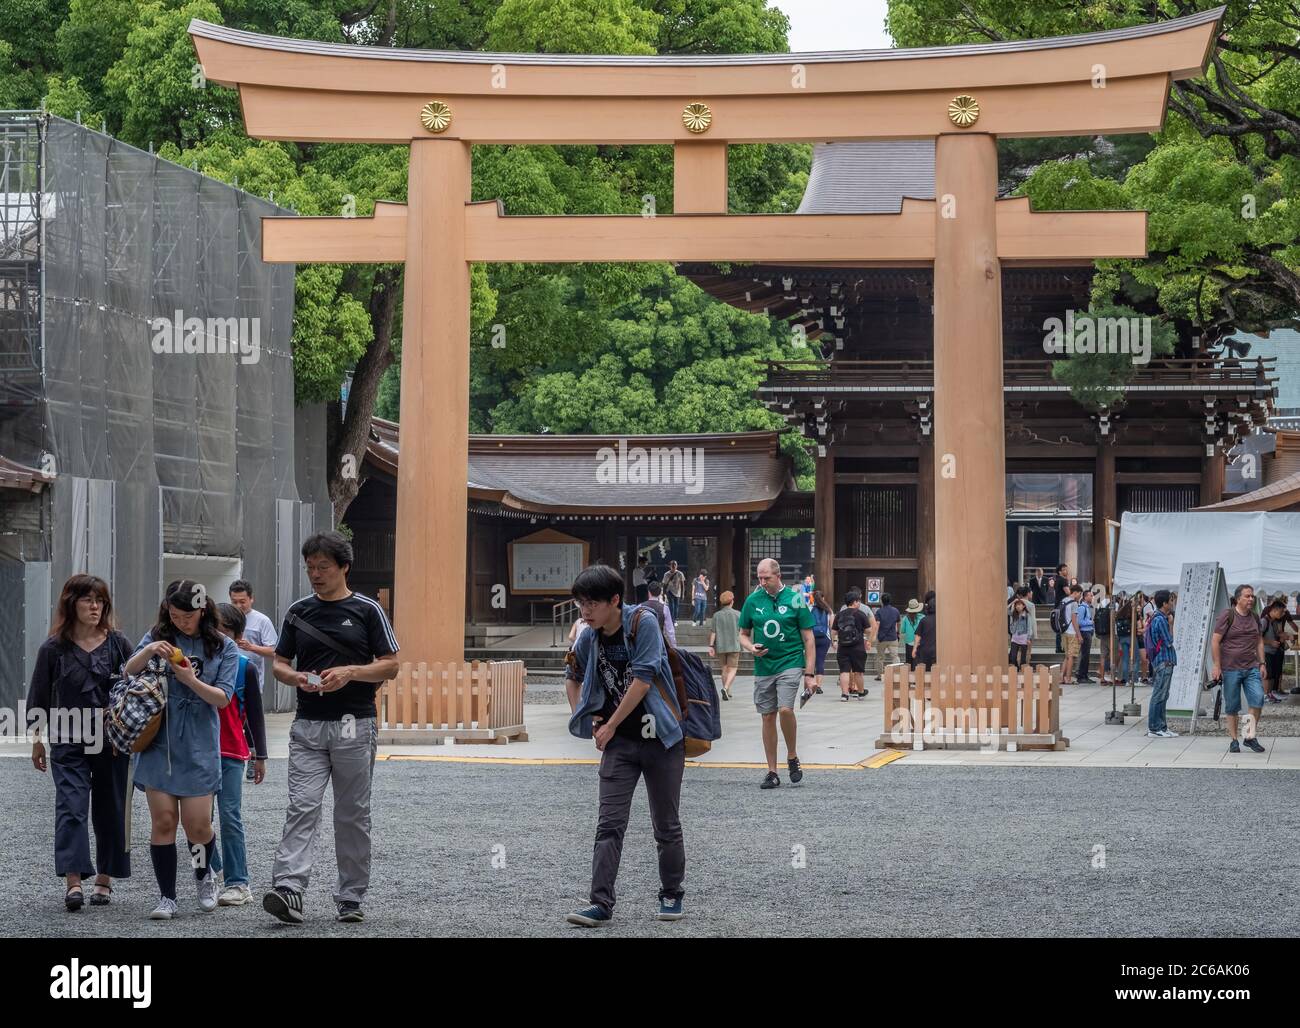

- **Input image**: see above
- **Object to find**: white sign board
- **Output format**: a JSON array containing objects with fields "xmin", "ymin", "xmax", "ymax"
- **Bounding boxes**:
[
  {"xmin": 1168, "ymin": 561, "xmax": 1229, "ymax": 719},
  {"xmin": 510, "ymin": 542, "xmax": 585, "ymax": 594}
]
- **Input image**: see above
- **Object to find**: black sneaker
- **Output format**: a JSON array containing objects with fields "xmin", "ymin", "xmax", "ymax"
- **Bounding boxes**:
[
  {"xmin": 787, "ymin": 757, "xmax": 804, "ymax": 784},
  {"xmin": 1242, "ymin": 737, "xmax": 1265, "ymax": 753},
  {"xmin": 263, "ymin": 885, "xmax": 304, "ymax": 925},
  {"xmin": 760, "ymin": 771, "xmax": 780, "ymax": 790},
  {"xmin": 1228, "ymin": 740, "xmax": 1241, "ymax": 754},
  {"xmin": 336, "ymin": 901, "xmax": 365, "ymax": 923}
]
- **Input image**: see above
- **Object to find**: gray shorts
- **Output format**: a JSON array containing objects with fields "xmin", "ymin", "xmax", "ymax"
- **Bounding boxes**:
[{"xmin": 754, "ymin": 667, "xmax": 803, "ymax": 715}]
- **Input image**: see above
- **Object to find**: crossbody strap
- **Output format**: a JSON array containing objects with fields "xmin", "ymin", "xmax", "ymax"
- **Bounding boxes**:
[{"xmin": 287, "ymin": 612, "xmax": 369, "ymax": 666}]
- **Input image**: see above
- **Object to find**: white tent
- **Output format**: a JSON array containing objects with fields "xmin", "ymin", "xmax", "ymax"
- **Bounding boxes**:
[{"xmin": 1112, "ymin": 511, "xmax": 1300, "ymax": 594}]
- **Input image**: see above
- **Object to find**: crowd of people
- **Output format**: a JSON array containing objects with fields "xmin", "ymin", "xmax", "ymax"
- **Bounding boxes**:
[
  {"xmin": 29, "ymin": 539, "xmax": 1297, "ymax": 929},
  {"xmin": 27, "ymin": 531, "xmax": 399, "ymax": 924}
]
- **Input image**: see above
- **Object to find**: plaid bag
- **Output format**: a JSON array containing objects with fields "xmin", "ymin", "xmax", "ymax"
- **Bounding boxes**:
[{"xmin": 106, "ymin": 656, "xmax": 168, "ymax": 755}]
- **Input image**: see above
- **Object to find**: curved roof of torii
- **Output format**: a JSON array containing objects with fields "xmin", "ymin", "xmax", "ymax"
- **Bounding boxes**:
[
  {"xmin": 189, "ymin": 9, "xmax": 1223, "ymax": 144},
  {"xmin": 191, "ymin": 9, "xmax": 1221, "ymax": 68}
]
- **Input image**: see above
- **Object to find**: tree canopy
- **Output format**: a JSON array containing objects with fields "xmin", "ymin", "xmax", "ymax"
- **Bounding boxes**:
[{"xmin": 7, "ymin": 0, "xmax": 815, "ymax": 511}]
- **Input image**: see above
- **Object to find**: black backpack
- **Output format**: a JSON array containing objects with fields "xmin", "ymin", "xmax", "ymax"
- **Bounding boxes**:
[
  {"xmin": 1094, "ymin": 604, "xmax": 1111, "ymax": 636},
  {"xmin": 1050, "ymin": 596, "xmax": 1072, "ymax": 635},
  {"xmin": 835, "ymin": 607, "xmax": 863, "ymax": 647}
]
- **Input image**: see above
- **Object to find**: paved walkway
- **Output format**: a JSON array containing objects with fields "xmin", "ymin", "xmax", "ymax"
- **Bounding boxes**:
[{"xmin": 6, "ymin": 677, "xmax": 1297, "ymax": 770}]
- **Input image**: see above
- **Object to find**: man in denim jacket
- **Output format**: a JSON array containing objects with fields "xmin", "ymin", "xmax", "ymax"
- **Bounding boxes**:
[{"xmin": 563, "ymin": 564, "xmax": 686, "ymax": 927}]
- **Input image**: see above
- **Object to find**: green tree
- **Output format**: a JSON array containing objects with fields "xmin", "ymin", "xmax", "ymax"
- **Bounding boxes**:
[
  {"xmin": 888, "ymin": 0, "xmax": 1300, "ymax": 404},
  {"xmin": 35, "ymin": 0, "xmax": 811, "ymax": 516}
]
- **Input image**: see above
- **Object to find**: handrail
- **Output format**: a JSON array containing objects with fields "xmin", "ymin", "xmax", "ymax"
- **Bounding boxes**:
[{"xmin": 552, "ymin": 598, "xmax": 579, "ymax": 648}]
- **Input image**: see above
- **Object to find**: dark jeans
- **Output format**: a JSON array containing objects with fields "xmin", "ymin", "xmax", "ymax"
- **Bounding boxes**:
[
  {"xmin": 1149, "ymin": 662, "xmax": 1174, "ymax": 733},
  {"xmin": 50, "ymin": 743, "xmax": 131, "ymax": 879},
  {"xmin": 1076, "ymin": 631, "xmax": 1093, "ymax": 681},
  {"xmin": 1009, "ymin": 642, "xmax": 1028, "ymax": 668},
  {"xmin": 814, "ymin": 633, "xmax": 831, "ymax": 676},
  {"xmin": 590, "ymin": 734, "xmax": 685, "ymax": 915},
  {"xmin": 666, "ymin": 593, "xmax": 680, "ymax": 622}
]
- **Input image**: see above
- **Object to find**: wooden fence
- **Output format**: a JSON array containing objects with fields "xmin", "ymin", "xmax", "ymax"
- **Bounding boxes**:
[
  {"xmin": 376, "ymin": 660, "xmax": 528, "ymax": 744},
  {"xmin": 874, "ymin": 663, "xmax": 1067, "ymax": 751}
]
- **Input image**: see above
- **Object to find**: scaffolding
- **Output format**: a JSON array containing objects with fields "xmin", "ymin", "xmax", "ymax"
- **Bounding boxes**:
[{"xmin": 0, "ymin": 113, "xmax": 331, "ymax": 709}]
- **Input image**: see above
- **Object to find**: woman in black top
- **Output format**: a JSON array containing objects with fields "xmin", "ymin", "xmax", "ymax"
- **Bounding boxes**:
[
  {"xmin": 912, "ymin": 599, "xmax": 938, "ymax": 671},
  {"xmin": 27, "ymin": 575, "xmax": 133, "ymax": 910}
]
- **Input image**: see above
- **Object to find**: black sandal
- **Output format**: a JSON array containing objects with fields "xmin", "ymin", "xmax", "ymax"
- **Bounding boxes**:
[
  {"xmin": 65, "ymin": 886, "xmax": 85, "ymax": 912},
  {"xmin": 90, "ymin": 883, "xmax": 113, "ymax": 906}
]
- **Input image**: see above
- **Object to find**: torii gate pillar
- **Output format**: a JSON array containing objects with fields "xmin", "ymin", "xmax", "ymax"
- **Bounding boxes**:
[
  {"xmin": 394, "ymin": 139, "xmax": 472, "ymax": 663},
  {"xmin": 933, "ymin": 133, "xmax": 1006, "ymax": 668}
]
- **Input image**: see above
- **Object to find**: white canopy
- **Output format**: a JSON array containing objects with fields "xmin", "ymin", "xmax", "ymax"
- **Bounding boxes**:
[{"xmin": 1112, "ymin": 511, "xmax": 1300, "ymax": 594}]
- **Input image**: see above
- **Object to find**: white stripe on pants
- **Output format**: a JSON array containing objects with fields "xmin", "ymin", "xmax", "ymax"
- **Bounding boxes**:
[{"xmin": 272, "ymin": 717, "xmax": 378, "ymax": 905}]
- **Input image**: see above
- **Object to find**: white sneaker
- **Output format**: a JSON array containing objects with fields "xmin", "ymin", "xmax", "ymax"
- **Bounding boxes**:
[
  {"xmin": 218, "ymin": 884, "xmax": 253, "ymax": 906},
  {"xmin": 1159, "ymin": 728, "xmax": 1180, "ymax": 738},
  {"xmin": 196, "ymin": 872, "xmax": 219, "ymax": 912},
  {"xmin": 149, "ymin": 896, "xmax": 178, "ymax": 920},
  {"xmin": 1144, "ymin": 730, "xmax": 1163, "ymax": 738}
]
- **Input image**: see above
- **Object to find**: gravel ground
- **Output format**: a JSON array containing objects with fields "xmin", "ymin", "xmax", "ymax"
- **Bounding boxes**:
[{"xmin": 4, "ymin": 758, "xmax": 1297, "ymax": 938}]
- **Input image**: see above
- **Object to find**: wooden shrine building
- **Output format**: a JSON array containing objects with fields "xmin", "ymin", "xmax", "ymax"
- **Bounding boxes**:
[
  {"xmin": 683, "ymin": 140, "xmax": 1278, "ymax": 603},
  {"xmin": 347, "ymin": 419, "xmax": 807, "ymax": 622}
]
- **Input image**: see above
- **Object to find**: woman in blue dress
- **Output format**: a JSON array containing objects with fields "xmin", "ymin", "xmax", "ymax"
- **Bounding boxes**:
[{"xmin": 122, "ymin": 580, "xmax": 236, "ymax": 920}]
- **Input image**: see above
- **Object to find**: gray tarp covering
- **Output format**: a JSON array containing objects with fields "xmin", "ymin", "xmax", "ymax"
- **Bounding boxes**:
[{"xmin": 0, "ymin": 115, "xmax": 331, "ymax": 709}]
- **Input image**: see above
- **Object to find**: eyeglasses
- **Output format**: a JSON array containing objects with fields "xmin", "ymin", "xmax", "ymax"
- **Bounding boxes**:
[{"xmin": 575, "ymin": 598, "xmax": 604, "ymax": 610}]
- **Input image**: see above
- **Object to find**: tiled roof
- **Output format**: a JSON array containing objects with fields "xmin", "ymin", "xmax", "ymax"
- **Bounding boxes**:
[
  {"xmin": 0, "ymin": 455, "xmax": 54, "ymax": 493},
  {"xmin": 366, "ymin": 418, "xmax": 793, "ymax": 515},
  {"xmin": 797, "ymin": 140, "xmax": 935, "ymax": 215}
]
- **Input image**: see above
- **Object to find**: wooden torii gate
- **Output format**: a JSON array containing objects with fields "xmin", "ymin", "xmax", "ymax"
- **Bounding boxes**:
[{"xmin": 191, "ymin": 8, "xmax": 1220, "ymax": 674}]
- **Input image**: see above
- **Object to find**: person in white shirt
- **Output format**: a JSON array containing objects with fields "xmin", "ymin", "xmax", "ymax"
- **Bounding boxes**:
[
  {"xmin": 229, "ymin": 580, "xmax": 279, "ymax": 780},
  {"xmin": 228, "ymin": 580, "xmax": 278, "ymax": 693}
]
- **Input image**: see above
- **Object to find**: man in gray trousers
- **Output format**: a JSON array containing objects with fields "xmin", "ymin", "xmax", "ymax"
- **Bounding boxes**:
[{"xmin": 263, "ymin": 531, "xmax": 399, "ymax": 925}]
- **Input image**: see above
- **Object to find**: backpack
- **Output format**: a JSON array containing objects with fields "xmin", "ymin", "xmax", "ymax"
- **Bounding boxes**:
[
  {"xmin": 1094, "ymin": 604, "xmax": 1110, "ymax": 637},
  {"xmin": 1050, "ymin": 596, "xmax": 1071, "ymax": 635},
  {"xmin": 628, "ymin": 606, "xmax": 721, "ymax": 758},
  {"xmin": 106, "ymin": 655, "xmax": 169, "ymax": 755},
  {"xmin": 835, "ymin": 607, "xmax": 863, "ymax": 647}
]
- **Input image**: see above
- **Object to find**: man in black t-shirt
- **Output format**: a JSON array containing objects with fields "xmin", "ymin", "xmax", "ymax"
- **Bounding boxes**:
[
  {"xmin": 594, "ymin": 625, "xmax": 649, "ymax": 741},
  {"xmin": 263, "ymin": 531, "xmax": 399, "ymax": 927}
]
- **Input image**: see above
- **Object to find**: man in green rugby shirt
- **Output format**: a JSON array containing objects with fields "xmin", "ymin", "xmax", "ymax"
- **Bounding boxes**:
[{"xmin": 739, "ymin": 558, "xmax": 816, "ymax": 789}]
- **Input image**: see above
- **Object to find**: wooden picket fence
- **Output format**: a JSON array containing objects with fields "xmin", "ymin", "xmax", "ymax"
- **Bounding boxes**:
[
  {"xmin": 874, "ymin": 663, "xmax": 1068, "ymax": 751},
  {"xmin": 376, "ymin": 660, "xmax": 528, "ymax": 744}
]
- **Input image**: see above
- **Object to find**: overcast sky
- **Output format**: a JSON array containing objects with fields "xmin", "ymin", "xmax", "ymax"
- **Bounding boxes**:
[{"xmin": 777, "ymin": 0, "xmax": 894, "ymax": 51}]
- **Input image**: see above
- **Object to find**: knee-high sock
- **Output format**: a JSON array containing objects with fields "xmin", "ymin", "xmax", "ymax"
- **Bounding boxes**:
[{"xmin": 149, "ymin": 843, "xmax": 177, "ymax": 900}]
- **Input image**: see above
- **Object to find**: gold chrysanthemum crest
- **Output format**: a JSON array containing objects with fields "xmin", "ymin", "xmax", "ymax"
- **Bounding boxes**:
[
  {"xmin": 947, "ymin": 95, "xmax": 980, "ymax": 128},
  {"xmin": 682, "ymin": 102, "xmax": 713, "ymax": 134},
  {"xmin": 420, "ymin": 100, "xmax": 453, "ymax": 133}
]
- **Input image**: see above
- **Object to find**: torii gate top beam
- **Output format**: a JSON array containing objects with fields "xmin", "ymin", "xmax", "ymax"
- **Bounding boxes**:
[{"xmin": 190, "ymin": 8, "xmax": 1221, "ymax": 144}]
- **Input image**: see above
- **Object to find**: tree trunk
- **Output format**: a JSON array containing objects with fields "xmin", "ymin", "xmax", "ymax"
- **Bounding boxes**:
[{"xmin": 327, "ymin": 266, "xmax": 403, "ymax": 520}]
